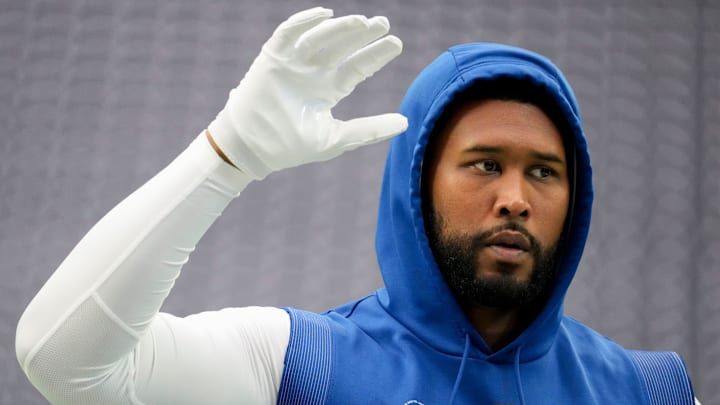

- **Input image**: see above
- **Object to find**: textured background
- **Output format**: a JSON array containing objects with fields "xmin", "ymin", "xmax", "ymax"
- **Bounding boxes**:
[{"xmin": 1, "ymin": 0, "xmax": 718, "ymax": 403}]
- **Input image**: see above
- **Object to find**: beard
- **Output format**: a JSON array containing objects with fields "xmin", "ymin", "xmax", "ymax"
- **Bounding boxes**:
[{"xmin": 425, "ymin": 208, "xmax": 560, "ymax": 310}]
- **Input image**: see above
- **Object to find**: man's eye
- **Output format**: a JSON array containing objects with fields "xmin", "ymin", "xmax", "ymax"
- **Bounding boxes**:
[
  {"xmin": 475, "ymin": 160, "xmax": 500, "ymax": 173},
  {"xmin": 530, "ymin": 167, "xmax": 553, "ymax": 178}
]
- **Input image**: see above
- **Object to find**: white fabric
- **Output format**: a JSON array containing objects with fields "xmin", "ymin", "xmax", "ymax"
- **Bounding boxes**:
[
  {"xmin": 15, "ymin": 7, "xmax": 409, "ymax": 404},
  {"xmin": 208, "ymin": 7, "xmax": 407, "ymax": 179},
  {"xmin": 16, "ymin": 135, "xmax": 290, "ymax": 405}
]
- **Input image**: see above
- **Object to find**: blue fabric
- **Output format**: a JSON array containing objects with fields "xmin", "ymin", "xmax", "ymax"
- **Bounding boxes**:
[
  {"xmin": 277, "ymin": 308, "xmax": 332, "ymax": 405},
  {"xmin": 278, "ymin": 43, "xmax": 692, "ymax": 404},
  {"xmin": 629, "ymin": 351, "xmax": 695, "ymax": 405}
]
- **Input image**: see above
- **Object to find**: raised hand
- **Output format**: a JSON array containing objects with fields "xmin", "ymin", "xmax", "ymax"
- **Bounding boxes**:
[{"xmin": 208, "ymin": 7, "xmax": 408, "ymax": 179}]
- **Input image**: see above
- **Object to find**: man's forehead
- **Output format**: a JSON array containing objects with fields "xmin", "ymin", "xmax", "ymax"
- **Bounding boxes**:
[{"xmin": 436, "ymin": 99, "xmax": 565, "ymax": 152}]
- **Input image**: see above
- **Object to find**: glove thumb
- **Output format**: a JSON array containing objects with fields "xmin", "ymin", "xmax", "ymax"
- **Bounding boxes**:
[{"xmin": 334, "ymin": 113, "xmax": 408, "ymax": 152}]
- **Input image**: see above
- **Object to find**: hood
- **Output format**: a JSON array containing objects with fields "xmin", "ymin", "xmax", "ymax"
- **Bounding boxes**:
[{"xmin": 374, "ymin": 43, "xmax": 593, "ymax": 363}]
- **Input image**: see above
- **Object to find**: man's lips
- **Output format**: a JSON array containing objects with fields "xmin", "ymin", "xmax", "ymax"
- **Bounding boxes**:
[
  {"xmin": 480, "ymin": 230, "xmax": 531, "ymax": 262},
  {"xmin": 484, "ymin": 230, "xmax": 531, "ymax": 252}
]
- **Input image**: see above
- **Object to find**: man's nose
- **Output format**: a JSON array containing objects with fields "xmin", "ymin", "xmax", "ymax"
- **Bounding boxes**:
[{"xmin": 492, "ymin": 174, "xmax": 530, "ymax": 219}]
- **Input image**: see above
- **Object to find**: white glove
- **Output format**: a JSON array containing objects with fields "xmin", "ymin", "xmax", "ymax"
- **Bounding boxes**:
[{"xmin": 208, "ymin": 7, "xmax": 408, "ymax": 179}]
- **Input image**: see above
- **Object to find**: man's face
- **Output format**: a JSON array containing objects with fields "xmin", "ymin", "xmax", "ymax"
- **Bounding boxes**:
[{"xmin": 424, "ymin": 99, "xmax": 570, "ymax": 309}]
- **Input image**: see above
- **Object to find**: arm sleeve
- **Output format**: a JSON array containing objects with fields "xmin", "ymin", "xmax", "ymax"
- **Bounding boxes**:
[{"xmin": 15, "ymin": 134, "xmax": 290, "ymax": 405}]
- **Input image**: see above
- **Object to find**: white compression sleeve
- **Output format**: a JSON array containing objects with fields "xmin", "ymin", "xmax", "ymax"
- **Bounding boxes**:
[{"xmin": 16, "ymin": 134, "xmax": 290, "ymax": 405}]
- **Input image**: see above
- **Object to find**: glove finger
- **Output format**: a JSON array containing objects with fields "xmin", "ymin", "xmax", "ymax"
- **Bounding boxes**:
[
  {"xmin": 333, "ymin": 113, "xmax": 409, "ymax": 151},
  {"xmin": 264, "ymin": 7, "xmax": 334, "ymax": 55},
  {"xmin": 297, "ymin": 15, "xmax": 390, "ymax": 66},
  {"xmin": 334, "ymin": 35, "xmax": 403, "ymax": 98}
]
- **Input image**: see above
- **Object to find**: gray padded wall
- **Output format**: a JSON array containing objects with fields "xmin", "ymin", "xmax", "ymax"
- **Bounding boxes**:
[{"xmin": 1, "ymin": 0, "xmax": 717, "ymax": 403}]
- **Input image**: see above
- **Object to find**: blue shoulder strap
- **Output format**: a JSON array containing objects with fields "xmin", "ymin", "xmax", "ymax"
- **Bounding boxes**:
[
  {"xmin": 277, "ymin": 308, "xmax": 332, "ymax": 405},
  {"xmin": 628, "ymin": 350, "xmax": 695, "ymax": 405}
]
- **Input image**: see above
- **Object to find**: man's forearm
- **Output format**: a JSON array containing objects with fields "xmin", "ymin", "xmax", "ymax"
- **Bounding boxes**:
[{"xmin": 15, "ymin": 134, "xmax": 251, "ymax": 404}]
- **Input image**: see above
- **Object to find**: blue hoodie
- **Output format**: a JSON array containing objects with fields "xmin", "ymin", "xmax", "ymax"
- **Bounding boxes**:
[{"xmin": 277, "ymin": 43, "xmax": 694, "ymax": 405}]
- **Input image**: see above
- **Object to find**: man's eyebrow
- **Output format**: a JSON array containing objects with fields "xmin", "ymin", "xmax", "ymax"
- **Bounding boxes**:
[
  {"xmin": 463, "ymin": 146, "xmax": 565, "ymax": 165},
  {"xmin": 531, "ymin": 151, "xmax": 565, "ymax": 165},
  {"xmin": 462, "ymin": 146, "xmax": 503, "ymax": 154}
]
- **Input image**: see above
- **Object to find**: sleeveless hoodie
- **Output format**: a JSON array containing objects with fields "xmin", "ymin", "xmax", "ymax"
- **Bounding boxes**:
[{"xmin": 277, "ymin": 43, "xmax": 694, "ymax": 405}]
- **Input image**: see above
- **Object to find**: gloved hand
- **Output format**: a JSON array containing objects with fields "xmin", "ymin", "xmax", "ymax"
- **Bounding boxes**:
[{"xmin": 208, "ymin": 7, "xmax": 408, "ymax": 179}]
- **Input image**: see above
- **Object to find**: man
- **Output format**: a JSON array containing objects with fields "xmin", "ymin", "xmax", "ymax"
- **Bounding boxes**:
[{"xmin": 16, "ymin": 7, "xmax": 697, "ymax": 405}]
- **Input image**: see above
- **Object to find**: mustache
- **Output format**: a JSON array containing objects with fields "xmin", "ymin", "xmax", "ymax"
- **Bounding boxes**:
[{"xmin": 470, "ymin": 222, "xmax": 542, "ymax": 254}]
